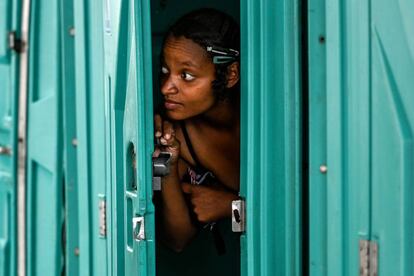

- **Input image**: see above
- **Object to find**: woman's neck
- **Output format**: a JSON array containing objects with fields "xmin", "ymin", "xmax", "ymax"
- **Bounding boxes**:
[{"xmin": 191, "ymin": 94, "xmax": 240, "ymax": 130}]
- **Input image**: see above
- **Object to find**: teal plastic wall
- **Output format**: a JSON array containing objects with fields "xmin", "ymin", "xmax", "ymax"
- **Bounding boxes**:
[
  {"xmin": 309, "ymin": 0, "xmax": 414, "ymax": 275},
  {"xmin": 61, "ymin": 0, "xmax": 79, "ymax": 275},
  {"xmin": 0, "ymin": 0, "xmax": 20, "ymax": 275},
  {"xmin": 73, "ymin": 0, "xmax": 108, "ymax": 275},
  {"xmin": 26, "ymin": 0, "xmax": 65, "ymax": 274},
  {"xmin": 308, "ymin": 0, "xmax": 327, "ymax": 273}
]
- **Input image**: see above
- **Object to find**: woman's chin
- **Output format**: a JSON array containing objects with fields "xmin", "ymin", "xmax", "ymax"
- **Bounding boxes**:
[{"xmin": 165, "ymin": 110, "xmax": 187, "ymax": 121}]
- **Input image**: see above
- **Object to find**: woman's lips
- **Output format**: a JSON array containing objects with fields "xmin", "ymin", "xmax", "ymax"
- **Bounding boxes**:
[{"xmin": 164, "ymin": 100, "xmax": 181, "ymax": 110}]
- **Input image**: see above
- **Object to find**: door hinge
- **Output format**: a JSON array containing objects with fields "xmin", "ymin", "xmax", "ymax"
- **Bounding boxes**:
[
  {"xmin": 8, "ymin": 31, "xmax": 25, "ymax": 53},
  {"xmin": 0, "ymin": 145, "xmax": 12, "ymax": 156},
  {"xmin": 98, "ymin": 196, "xmax": 107, "ymax": 238},
  {"xmin": 231, "ymin": 199, "xmax": 245, "ymax": 232},
  {"xmin": 359, "ymin": 240, "xmax": 378, "ymax": 276}
]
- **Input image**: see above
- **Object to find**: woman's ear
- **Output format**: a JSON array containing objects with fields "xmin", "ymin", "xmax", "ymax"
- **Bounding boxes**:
[{"xmin": 226, "ymin": 62, "xmax": 240, "ymax": 88}]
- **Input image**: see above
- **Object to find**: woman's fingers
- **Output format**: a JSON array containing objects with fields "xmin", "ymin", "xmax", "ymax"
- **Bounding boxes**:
[
  {"xmin": 162, "ymin": 120, "xmax": 175, "ymax": 143},
  {"xmin": 154, "ymin": 114, "xmax": 175, "ymax": 145},
  {"xmin": 153, "ymin": 115, "xmax": 180, "ymax": 163},
  {"xmin": 186, "ymin": 186, "xmax": 238, "ymax": 222},
  {"xmin": 152, "ymin": 147, "xmax": 161, "ymax": 158},
  {"xmin": 154, "ymin": 114, "xmax": 162, "ymax": 138}
]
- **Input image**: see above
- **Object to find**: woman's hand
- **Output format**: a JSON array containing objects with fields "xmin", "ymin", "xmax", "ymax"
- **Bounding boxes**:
[
  {"xmin": 154, "ymin": 114, "xmax": 180, "ymax": 164},
  {"xmin": 182, "ymin": 183, "xmax": 239, "ymax": 223}
]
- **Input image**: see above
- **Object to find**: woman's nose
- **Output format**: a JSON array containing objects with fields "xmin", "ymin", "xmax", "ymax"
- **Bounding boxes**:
[{"xmin": 161, "ymin": 75, "xmax": 178, "ymax": 95}]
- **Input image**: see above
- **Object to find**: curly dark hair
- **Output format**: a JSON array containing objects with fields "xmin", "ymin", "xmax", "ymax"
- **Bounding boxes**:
[{"xmin": 163, "ymin": 8, "xmax": 240, "ymax": 101}]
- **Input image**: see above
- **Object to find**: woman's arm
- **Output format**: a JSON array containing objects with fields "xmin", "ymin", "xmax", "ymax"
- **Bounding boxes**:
[
  {"xmin": 154, "ymin": 115, "xmax": 197, "ymax": 252},
  {"xmin": 158, "ymin": 160, "xmax": 197, "ymax": 252}
]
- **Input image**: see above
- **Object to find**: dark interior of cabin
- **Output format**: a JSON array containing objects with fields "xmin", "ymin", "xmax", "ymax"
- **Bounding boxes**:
[{"xmin": 150, "ymin": 0, "xmax": 240, "ymax": 275}]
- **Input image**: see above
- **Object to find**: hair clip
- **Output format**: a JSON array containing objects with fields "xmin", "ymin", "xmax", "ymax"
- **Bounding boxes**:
[{"xmin": 206, "ymin": 46, "xmax": 239, "ymax": 64}]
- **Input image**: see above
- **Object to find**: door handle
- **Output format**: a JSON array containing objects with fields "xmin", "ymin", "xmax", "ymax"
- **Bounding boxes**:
[
  {"xmin": 132, "ymin": 216, "xmax": 145, "ymax": 241},
  {"xmin": 152, "ymin": 152, "xmax": 172, "ymax": 191},
  {"xmin": 232, "ymin": 199, "xmax": 245, "ymax": 232}
]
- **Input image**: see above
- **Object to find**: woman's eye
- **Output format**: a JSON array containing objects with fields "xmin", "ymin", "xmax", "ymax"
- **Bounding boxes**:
[
  {"xmin": 161, "ymin": 66, "xmax": 169, "ymax": 74},
  {"xmin": 181, "ymin": 72, "xmax": 195, "ymax": 81}
]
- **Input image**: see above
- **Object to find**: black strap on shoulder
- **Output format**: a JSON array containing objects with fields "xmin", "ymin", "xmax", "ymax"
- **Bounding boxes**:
[{"xmin": 180, "ymin": 121, "xmax": 202, "ymax": 167}]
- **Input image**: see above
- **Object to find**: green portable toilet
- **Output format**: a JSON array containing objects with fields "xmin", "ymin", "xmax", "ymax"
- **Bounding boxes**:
[{"xmin": 102, "ymin": 0, "xmax": 302, "ymax": 275}]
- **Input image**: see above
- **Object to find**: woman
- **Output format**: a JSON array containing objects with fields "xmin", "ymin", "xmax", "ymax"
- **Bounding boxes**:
[{"xmin": 154, "ymin": 8, "xmax": 240, "ymax": 266}]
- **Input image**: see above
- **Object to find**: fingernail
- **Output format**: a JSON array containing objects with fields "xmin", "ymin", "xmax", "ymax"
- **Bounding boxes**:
[{"xmin": 165, "ymin": 134, "xmax": 171, "ymax": 139}]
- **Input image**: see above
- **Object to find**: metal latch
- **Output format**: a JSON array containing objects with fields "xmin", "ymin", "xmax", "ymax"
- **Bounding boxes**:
[
  {"xmin": 152, "ymin": 152, "xmax": 172, "ymax": 191},
  {"xmin": 359, "ymin": 240, "xmax": 378, "ymax": 276},
  {"xmin": 232, "ymin": 199, "xmax": 245, "ymax": 232},
  {"xmin": 98, "ymin": 196, "xmax": 107, "ymax": 237},
  {"xmin": 132, "ymin": 216, "xmax": 145, "ymax": 241},
  {"xmin": 0, "ymin": 145, "xmax": 12, "ymax": 156},
  {"xmin": 8, "ymin": 31, "xmax": 25, "ymax": 53}
]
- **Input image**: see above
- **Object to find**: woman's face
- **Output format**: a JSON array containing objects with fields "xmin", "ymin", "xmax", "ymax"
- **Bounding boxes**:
[{"xmin": 160, "ymin": 36, "xmax": 216, "ymax": 120}]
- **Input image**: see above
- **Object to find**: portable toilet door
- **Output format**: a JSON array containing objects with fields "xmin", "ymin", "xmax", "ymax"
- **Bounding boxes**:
[
  {"xmin": 240, "ymin": 0, "xmax": 302, "ymax": 275},
  {"xmin": 309, "ymin": 0, "xmax": 414, "ymax": 275},
  {"xmin": 72, "ymin": 0, "xmax": 108, "ymax": 275},
  {"xmin": 104, "ymin": 0, "xmax": 156, "ymax": 274},
  {"xmin": 0, "ymin": 0, "xmax": 21, "ymax": 275}
]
